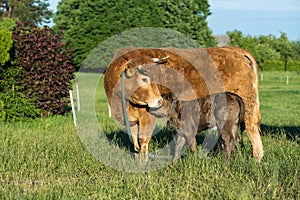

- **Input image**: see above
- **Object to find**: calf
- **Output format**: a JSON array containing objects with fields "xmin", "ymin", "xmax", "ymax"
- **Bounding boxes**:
[{"xmin": 157, "ymin": 92, "xmax": 245, "ymax": 164}]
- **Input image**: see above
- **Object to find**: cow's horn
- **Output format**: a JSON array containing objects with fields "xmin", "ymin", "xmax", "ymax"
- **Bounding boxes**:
[{"xmin": 152, "ymin": 56, "xmax": 169, "ymax": 63}]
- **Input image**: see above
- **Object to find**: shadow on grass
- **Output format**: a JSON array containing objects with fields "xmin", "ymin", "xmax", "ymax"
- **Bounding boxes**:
[
  {"xmin": 104, "ymin": 125, "xmax": 208, "ymax": 153},
  {"xmin": 104, "ymin": 126, "xmax": 177, "ymax": 152},
  {"xmin": 261, "ymin": 124, "xmax": 300, "ymax": 143},
  {"xmin": 104, "ymin": 129, "xmax": 133, "ymax": 151}
]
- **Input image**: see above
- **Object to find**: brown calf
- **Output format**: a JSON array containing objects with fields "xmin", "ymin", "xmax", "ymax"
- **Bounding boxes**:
[{"xmin": 154, "ymin": 92, "xmax": 245, "ymax": 164}]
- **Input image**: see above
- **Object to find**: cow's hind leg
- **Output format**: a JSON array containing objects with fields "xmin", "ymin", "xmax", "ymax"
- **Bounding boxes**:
[{"xmin": 244, "ymin": 112, "xmax": 263, "ymax": 162}]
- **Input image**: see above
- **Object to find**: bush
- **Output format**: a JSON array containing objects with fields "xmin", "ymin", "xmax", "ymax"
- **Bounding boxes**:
[
  {"xmin": 12, "ymin": 22, "xmax": 75, "ymax": 115},
  {"xmin": 261, "ymin": 60, "xmax": 300, "ymax": 71},
  {"xmin": 0, "ymin": 18, "xmax": 16, "ymax": 31},
  {"xmin": 0, "ymin": 65, "xmax": 41, "ymax": 121},
  {"xmin": 0, "ymin": 90, "xmax": 40, "ymax": 121},
  {"xmin": 0, "ymin": 30, "xmax": 13, "ymax": 66}
]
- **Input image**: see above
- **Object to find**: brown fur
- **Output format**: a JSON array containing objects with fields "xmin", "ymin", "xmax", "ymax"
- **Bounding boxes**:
[{"xmin": 104, "ymin": 47, "xmax": 263, "ymax": 163}]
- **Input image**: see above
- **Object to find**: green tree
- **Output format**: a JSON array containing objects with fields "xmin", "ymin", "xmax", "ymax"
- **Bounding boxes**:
[
  {"xmin": 159, "ymin": 0, "xmax": 216, "ymax": 47},
  {"xmin": 227, "ymin": 29, "xmax": 257, "ymax": 52},
  {"xmin": 226, "ymin": 30, "xmax": 244, "ymax": 46},
  {"xmin": 227, "ymin": 30, "xmax": 300, "ymax": 71},
  {"xmin": 275, "ymin": 33, "xmax": 294, "ymax": 71},
  {"xmin": 291, "ymin": 40, "xmax": 300, "ymax": 61},
  {"xmin": 54, "ymin": 0, "xmax": 216, "ymax": 68},
  {"xmin": 253, "ymin": 43, "xmax": 280, "ymax": 68},
  {"xmin": 0, "ymin": 0, "xmax": 52, "ymax": 25}
]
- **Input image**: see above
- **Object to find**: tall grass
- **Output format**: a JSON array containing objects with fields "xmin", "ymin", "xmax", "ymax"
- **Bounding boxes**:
[{"xmin": 1, "ymin": 71, "xmax": 299, "ymax": 199}]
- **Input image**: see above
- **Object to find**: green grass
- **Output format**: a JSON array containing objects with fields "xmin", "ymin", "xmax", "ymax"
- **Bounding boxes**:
[{"xmin": 1, "ymin": 71, "xmax": 300, "ymax": 199}]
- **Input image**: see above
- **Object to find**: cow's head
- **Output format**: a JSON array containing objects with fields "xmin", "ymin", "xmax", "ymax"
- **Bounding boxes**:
[{"xmin": 122, "ymin": 59, "xmax": 164, "ymax": 108}]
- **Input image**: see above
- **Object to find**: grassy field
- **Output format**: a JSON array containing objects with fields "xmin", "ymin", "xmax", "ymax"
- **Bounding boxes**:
[{"xmin": 1, "ymin": 71, "xmax": 300, "ymax": 199}]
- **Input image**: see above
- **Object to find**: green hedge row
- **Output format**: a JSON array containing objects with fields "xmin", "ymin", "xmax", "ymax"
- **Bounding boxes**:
[{"xmin": 261, "ymin": 60, "xmax": 300, "ymax": 71}]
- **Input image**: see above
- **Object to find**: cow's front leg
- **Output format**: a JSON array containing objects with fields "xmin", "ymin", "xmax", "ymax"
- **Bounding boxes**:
[
  {"xmin": 130, "ymin": 124, "xmax": 140, "ymax": 152},
  {"xmin": 138, "ymin": 136, "xmax": 151, "ymax": 164},
  {"xmin": 138, "ymin": 114, "xmax": 157, "ymax": 164}
]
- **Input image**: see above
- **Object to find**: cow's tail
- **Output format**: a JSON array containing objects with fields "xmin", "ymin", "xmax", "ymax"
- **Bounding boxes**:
[
  {"xmin": 243, "ymin": 53, "xmax": 258, "ymax": 75},
  {"xmin": 236, "ymin": 95, "xmax": 246, "ymax": 133},
  {"xmin": 108, "ymin": 104, "xmax": 112, "ymax": 118}
]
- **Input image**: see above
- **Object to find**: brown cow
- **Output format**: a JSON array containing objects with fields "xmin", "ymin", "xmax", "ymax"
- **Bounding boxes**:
[
  {"xmin": 104, "ymin": 47, "xmax": 263, "ymax": 163},
  {"xmin": 106, "ymin": 57, "xmax": 164, "ymax": 161},
  {"xmin": 154, "ymin": 92, "xmax": 245, "ymax": 164}
]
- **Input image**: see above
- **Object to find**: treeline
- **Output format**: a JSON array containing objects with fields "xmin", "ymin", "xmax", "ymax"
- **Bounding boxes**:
[
  {"xmin": 227, "ymin": 30, "xmax": 300, "ymax": 71},
  {"xmin": 53, "ymin": 0, "xmax": 217, "ymax": 68}
]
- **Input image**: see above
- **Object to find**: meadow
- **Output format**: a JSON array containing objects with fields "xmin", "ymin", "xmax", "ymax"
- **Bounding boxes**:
[{"xmin": 1, "ymin": 71, "xmax": 300, "ymax": 199}]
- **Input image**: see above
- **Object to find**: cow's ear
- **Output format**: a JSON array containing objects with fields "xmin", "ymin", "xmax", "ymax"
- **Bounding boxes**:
[
  {"xmin": 152, "ymin": 56, "xmax": 169, "ymax": 64},
  {"xmin": 124, "ymin": 66, "xmax": 134, "ymax": 77}
]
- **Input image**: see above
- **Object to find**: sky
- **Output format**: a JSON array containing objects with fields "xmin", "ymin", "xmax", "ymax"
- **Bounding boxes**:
[
  {"xmin": 207, "ymin": 0, "xmax": 300, "ymax": 40},
  {"xmin": 48, "ymin": 0, "xmax": 300, "ymax": 41}
]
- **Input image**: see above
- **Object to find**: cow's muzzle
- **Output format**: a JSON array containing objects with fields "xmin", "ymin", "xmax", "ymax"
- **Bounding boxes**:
[{"xmin": 147, "ymin": 97, "xmax": 163, "ymax": 108}]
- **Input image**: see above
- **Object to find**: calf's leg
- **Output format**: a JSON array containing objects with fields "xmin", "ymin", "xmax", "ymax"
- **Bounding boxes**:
[
  {"xmin": 221, "ymin": 120, "xmax": 240, "ymax": 163},
  {"xmin": 173, "ymin": 134, "xmax": 186, "ymax": 165}
]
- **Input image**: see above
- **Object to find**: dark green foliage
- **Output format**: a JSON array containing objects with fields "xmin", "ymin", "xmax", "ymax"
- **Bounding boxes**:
[
  {"xmin": 54, "ymin": 0, "xmax": 216, "ymax": 68},
  {"xmin": 0, "ymin": 0, "xmax": 53, "ymax": 25},
  {"xmin": 81, "ymin": 27, "xmax": 202, "ymax": 71},
  {"xmin": 0, "ymin": 99, "xmax": 5, "ymax": 121},
  {"xmin": 0, "ymin": 65, "xmax": 41, "ymax": 121},
  {"xmin": 159, "ymin": 0, "xmax": 216, "ymax": 47},
  {"xmin": 12, "ymin": 22, "xmax": 75, "ymax": 116},
  {"xmin": 0, "ymin": 90, "xmax": 40, "ymax": 121}
]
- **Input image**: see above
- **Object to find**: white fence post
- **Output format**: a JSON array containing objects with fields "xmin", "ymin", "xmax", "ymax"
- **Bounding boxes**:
[
  {"xmin": 69, "ymin": 90, "xmax": 77, "ymax": 127},
  {"xmin": 76, "ymin": 83, "xmax": 80, "ymax": 111},
  {"xmin": 286, "ymin": 76, "xmax": 289, "ymax": 85}
]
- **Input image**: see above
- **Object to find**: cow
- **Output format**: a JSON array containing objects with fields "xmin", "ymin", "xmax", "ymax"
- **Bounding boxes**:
[
  {"xmin": 154, "ymin": 92, "xmax": 245, "ymax": 164},
  {"xmin": 106, "ymin": 57, "xmax": 165, "ymax": 162},
  {"xmin": 104, "ymin": 47, "xmax": 263, "ymax": 163}
]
